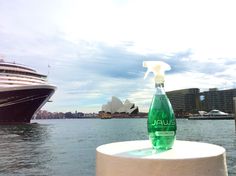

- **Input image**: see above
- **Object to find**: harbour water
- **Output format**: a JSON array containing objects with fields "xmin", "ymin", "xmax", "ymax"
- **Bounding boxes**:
[{"xmin": 0, "ymin": 119, "xmax": 235, "ymax": 176}]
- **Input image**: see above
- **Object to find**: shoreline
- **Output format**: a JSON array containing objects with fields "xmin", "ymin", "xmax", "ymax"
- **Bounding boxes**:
[
  {"xmin": 34, "ymin": 116, "xmax": 235, "ymax": 120},
  {"xmin": 188, "ymin": 115, "xmax": 234, "ymax": 120}
]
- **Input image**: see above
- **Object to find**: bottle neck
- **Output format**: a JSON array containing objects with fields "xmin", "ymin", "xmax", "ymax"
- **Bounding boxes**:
[{"xmin": 155, "ymin": 83, "xmax": 165, "ymax": 95}]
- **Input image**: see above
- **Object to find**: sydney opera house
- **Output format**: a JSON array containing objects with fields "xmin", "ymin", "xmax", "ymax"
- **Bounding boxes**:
[{"xmin": 101, "ymin": 96, "xmax": 139, "ymax": 114}]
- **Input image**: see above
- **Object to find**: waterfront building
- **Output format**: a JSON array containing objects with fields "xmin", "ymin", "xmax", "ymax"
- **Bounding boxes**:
[
  {"xmin": 167, "ymin": 88, "xmax": 200, "ymax": 115},
  {"xmin": 101, "ymin": 96, "xmax": 139, "ymax": 114},
  {"xmin": 201, "ymin": 88, "xmax": 236, "ymax": 113},
  {"xmin": 166, "ymin": 88, "xmax": 236, "ymax": 115}
]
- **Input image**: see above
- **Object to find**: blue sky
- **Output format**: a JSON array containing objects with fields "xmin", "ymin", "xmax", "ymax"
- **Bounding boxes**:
[{"xmin": 0, "ymin": 0, "xmax": 236, "ymax": 113}]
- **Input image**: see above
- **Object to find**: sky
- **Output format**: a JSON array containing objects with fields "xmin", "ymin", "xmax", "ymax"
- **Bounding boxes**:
[{"xmin": 0, "ymin": 0, "xmax": 236, "ymax": 113}]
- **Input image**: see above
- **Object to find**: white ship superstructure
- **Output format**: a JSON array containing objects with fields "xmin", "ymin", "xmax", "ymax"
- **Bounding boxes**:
[{"xmin": 0, "ymin": 61, "xmax": 47, "ymax": 87}]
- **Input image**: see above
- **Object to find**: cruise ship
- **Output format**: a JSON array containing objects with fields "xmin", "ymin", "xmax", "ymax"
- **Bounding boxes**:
[{"xmin": 0, "ymin": 59, "xmax": 56, "ymax": 123}]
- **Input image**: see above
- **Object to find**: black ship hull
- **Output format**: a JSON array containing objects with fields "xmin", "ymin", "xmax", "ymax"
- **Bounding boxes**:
[{"xmin": 0, "ymin": 85, "xmax": 55, "ymax": 124}]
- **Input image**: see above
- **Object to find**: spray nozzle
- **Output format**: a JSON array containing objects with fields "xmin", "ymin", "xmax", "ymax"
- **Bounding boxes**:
[{"xmin": 143, "ymin": 61, "xmax": 171, "ymax": 84}]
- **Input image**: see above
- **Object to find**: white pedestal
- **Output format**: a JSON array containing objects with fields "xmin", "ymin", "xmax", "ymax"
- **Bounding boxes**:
[{"xmin": 96, "ymin": 140, "xmax": 228, "ymax": 176}]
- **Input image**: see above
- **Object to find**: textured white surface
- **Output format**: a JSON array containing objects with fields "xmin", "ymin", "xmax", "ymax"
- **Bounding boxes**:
[
  {"xmin": 101, "ymin": 96, "xmax": 136, "ymax": 114},
  {"xmin": 96, "ymin": 140, "xmax": 228, "ymax": 176}
]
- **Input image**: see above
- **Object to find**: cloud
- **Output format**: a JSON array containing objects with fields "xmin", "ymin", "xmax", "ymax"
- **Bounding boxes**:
[
  {"xmin": 1, "ymin": 0, "xmax": 236, "ymax": 113},
  {"xmin": 77, "ymin": 43, "xmax": 143, "ymax": 79}
]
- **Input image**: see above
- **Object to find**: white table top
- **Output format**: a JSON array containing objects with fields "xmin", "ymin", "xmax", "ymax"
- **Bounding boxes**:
[{"xmin": 96, "ymin": 140, "xmax": 225, "ymax": 160}]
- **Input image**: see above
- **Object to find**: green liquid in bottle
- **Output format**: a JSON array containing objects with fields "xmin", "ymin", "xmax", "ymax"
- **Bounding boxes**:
[{"xmin": 148, "ymin": 90, "xmax": 177, "ymax": 151}]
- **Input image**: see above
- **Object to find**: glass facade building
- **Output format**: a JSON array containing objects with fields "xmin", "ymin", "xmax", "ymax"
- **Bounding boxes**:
[{"xmin": 167, "ymin": 88, "xmax": 236, "ymax": 115}]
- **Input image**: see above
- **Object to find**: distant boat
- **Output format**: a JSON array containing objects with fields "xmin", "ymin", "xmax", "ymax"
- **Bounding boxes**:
[
  {"xmin": 198, "ymin": 111, "xmax": 207, "ymax": 116},
  {"xmin": 189, "ymin": 109, "xmax": 234, "ymax": 120},
  {"xmin": 204, "ymin": 109, "xmax": 229, "ymax": 116},
  {"xmin": 98, "ymin": 112, "xmax": 112, "ymax": 119},
  {"xmin": 0, "ymin": 60, "xmax": 56, "ymax": 124}
]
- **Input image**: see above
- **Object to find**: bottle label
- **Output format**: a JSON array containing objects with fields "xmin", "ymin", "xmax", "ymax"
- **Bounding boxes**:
[
  {"xmin": 155, "ymin": 131, "xmax": 175, "ymax": 136},
  {"xmin": 151, "ymin": 119, "xmax": 176, "ymax": 126}
]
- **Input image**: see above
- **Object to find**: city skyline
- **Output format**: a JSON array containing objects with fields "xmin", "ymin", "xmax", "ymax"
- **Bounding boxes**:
[{"xmin": 1, "ymin": 0, "xmax": 236, "ymax": 113}]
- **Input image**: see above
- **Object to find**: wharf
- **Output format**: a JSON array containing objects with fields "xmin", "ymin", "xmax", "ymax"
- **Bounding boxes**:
[{"xmin": 188, "ymin": 115, "xmax": 234, "ymax": 120}]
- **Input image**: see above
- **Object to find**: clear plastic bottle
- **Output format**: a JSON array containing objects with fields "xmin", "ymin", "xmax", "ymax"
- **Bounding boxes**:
[
  {"xmin": 148, "ymin": 83, "xmax": 176, "ymax": 150},
  {"xmin": 143, "ymin": 61, "xmax": 177, "ymax": 151}
]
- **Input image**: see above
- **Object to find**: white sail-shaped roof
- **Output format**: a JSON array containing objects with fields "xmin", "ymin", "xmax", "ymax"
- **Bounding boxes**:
[
  {"xmin": 101, "ymin": 96, "xmax": 138, "ymax": 114},
  {"xmin": 111, "ymin": 96, "xmax": 123, "ymax": 114}
]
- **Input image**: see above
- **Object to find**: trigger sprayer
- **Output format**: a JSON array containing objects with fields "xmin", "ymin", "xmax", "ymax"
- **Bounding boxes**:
[
  {"xmin": 143, "ymin": 61, "xmax": 170, "ymax": 85},
  {"xmin": 143, "ymin": 61, "xmax": 176, "ymax": 151}
]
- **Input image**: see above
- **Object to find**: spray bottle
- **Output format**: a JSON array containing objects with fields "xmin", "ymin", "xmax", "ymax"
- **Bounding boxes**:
[{"xmin": 143, "ymin": 61, "xmax": 176, "ymax": 151}]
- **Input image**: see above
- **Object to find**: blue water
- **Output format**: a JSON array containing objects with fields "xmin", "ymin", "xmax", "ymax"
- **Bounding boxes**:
[{"xmin": 0, "ymin": 119, "xmax": 235, "ymax": 176}]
